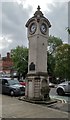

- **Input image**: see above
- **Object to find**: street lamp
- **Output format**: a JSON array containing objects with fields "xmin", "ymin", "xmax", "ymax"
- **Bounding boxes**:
[{"xmin": 22, "ymin": 57, "xmax": 28, "ymax": 63}]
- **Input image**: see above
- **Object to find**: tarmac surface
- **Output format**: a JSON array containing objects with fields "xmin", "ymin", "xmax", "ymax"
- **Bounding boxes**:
[{"xmin": 0, "ymin": 94, "xmax": 69, "ymax": 119}]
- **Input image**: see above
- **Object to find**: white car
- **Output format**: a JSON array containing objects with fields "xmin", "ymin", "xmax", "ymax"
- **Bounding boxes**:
[{"xmin": 56, "ymin": 81, "xmax": 70, "ymax": 96}]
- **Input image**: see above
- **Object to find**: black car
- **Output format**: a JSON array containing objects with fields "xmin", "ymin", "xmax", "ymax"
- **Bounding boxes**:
[{"xmin": 1, "ymin": 78, "xmax": 25, "ymax": 96}]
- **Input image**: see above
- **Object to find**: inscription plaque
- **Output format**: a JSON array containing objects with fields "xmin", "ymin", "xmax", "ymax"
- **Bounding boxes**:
[{"xmin": 29, "ymin": 62, "xmax": 35, "ymax": 71}]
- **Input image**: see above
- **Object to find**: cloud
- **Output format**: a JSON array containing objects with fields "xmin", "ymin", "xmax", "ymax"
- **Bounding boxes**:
[
  {"xmin": 1, "ymin": 2, "xmax": 32, "ymax": 56},
  {"xmin": 45, "ymin": 2, "xmax": 68, "ymax": 43},
  {"xmin": 0, "ymin": 1, "xmax": 69, "ymax": 56}
]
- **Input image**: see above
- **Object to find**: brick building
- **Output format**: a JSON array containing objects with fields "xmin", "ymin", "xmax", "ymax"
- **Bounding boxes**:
[{"xmin": 0, "ymin": 52, "xmax": 14, "ymax": 74}]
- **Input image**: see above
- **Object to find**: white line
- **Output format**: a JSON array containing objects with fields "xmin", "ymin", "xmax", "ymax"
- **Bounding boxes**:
[{"xmin": 50, "ymin": 95, "xmax": 67, "ymax": 103}]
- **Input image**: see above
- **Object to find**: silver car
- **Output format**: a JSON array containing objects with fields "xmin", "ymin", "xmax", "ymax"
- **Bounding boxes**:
[{"xmin": 56, "ymin": 81, "xmax": 70, "ymax": 95}]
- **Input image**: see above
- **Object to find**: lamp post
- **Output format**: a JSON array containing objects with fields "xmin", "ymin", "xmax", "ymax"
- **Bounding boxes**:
[{"xmin": 22, "ymin": 57, "xmax": 28, "ymax": 63}]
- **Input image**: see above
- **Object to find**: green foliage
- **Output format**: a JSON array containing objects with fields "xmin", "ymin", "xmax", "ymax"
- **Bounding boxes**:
[
  {"xmin": 47, "ymin": 35, "xmax": 63, "ymax": 81},
  {"xmin": 10, "ymin": 35, "xmax": 70, "ymax": 82},
  {"xmin": 48, "ymin": 35, "xmax": 63, "ymax": 54},
  {"xmin": 54, "ymin": 44, "xmax": 70, "ymax": 81},
  {"xmin": 11, "ymin": 46, "xmax": 28, "ymax": 78},
  {"xmin": 47, "ymin": 52, "xmax": 55, "ymax": 76}
]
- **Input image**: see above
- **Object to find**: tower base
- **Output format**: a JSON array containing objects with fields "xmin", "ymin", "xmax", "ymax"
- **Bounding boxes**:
[{"xmin": 25, "ymin": 73, "xmax": 50, "ymax": 101}]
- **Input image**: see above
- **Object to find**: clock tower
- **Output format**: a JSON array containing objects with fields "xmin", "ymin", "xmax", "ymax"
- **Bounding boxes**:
[{"xmin": 25, "ymin": 6, "xmax": 51, "ymax": 100}]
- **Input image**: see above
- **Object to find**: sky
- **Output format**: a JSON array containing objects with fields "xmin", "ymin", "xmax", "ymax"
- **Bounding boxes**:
[{"xmin": 0, "ymin": 0, "xmax": 70, "ymax": 56}]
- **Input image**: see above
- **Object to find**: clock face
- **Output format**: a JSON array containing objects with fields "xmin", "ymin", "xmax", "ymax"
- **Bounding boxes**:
[
  {"xmin": 29, "ymin": 23, "xmax": 37, "ymax": 34},
  {"xmin": 40, "ymin": 23, "xmax": 47, "ymax": 34}
]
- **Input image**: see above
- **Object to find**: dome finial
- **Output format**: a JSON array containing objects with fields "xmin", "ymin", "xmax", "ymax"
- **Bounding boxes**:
[{"xmin": 37, "ymin": 5, "xmax": 41, "ymax": 11}]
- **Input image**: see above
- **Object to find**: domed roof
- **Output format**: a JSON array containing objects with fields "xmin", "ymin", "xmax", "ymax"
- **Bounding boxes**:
[{"xmin": 26, "ymin": 5, "xmax": 51, "ymax": 28}]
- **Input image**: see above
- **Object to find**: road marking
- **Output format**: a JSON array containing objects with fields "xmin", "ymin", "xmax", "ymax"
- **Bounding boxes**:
[
  {"xmin": 50, "ymin": 95, "xmax": 67, "ymax": 103},
  {"xmin": 57, "ymin": 98, "xmax": 67, "ymax": 103}
]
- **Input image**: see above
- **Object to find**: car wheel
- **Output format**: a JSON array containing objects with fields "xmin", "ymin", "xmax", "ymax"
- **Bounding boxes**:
[
  {"xmin": 10, "ymin": 90, "xmax": 14, "ymax": 96},
  {"xmin": 57, "ymin": 88, "xmax": 65, "ymax": 96}
]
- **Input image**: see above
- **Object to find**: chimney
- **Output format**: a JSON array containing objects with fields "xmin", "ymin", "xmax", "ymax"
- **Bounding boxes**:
[{"xmin": 7, "ymin": 52, "xmax": 10, "ymax": 58}]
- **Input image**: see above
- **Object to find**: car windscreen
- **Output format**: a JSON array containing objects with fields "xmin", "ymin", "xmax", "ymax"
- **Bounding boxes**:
[{"xmin": 8, "ymin": 79, "xmax": 20, "ymax": 85}]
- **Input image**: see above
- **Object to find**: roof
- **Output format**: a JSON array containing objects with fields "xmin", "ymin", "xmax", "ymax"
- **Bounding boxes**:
[{"xmin": 26, "ymin": 5, "xmax": 51, "ymax": 28}]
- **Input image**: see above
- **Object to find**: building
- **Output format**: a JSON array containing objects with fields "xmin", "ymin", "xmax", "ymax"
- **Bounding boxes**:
[{"xmin": 0, "ymin": 52, "xmax": 14, "ymax": 74}]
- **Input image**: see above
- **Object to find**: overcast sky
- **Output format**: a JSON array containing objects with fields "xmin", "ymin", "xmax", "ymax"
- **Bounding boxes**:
[{"xmin": 0, "ymin": 0, "xmax": 70, "ymax": 56}]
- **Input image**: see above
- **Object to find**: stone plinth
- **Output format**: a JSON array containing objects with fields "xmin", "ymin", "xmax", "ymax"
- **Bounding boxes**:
[{"xmin": 25, "ymin": 73, "xmax": 50, "ymax": 101}]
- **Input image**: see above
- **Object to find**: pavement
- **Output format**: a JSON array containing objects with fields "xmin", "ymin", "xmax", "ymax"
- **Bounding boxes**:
[
  {"xmin": 47, "ymin": 101, "xmax": 70, "ymax": 112},
  {"xmin": 0, "ymin": 94, "xmax": 69, "ymax": 119}
]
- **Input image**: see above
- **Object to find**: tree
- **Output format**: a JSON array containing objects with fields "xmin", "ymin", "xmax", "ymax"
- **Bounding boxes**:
[
  {"xmin": 11, "ymin": 46, "xmax": 28, "ymax": 79},
  {"xmin": 47, "ymin": 52, "xmax": 55, "ymax": 75},
  {"xmin": 47, "ymin": 35, "xmax": 63, "ymax": 82},
  {"xmin": 48, "ymin": 35, "xmax": 63, "ymax": 54},
  {"xmin": 54, "ymin": 44, "xmax": 70, "ymax": 81}
]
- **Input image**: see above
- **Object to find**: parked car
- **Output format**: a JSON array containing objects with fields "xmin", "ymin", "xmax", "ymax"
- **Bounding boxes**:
[
  {"xmin": 19, "ymin": 79, "xmax": 26, "ymax": 86},
  {"xmin": 56, "ymin": 81, "xmax": 70, "ymax": 96},
  {"xmin": 0, "ymin": 78, "xmax": 25, "ymax": 96}
]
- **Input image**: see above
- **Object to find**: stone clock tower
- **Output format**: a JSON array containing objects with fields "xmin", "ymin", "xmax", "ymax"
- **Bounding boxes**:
[{"xmin": 25, "ymin": 6, "xmax": 51, "ymax": 101}]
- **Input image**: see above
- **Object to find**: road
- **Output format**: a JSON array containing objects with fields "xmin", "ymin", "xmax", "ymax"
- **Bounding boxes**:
[{"xmin": 49, "ymin": 87, "xmax": 70, "ymax": 103}]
